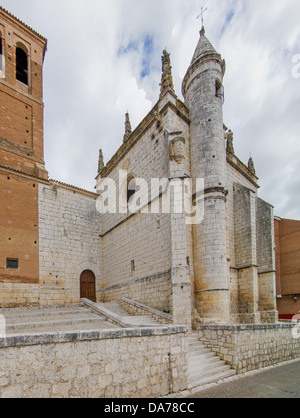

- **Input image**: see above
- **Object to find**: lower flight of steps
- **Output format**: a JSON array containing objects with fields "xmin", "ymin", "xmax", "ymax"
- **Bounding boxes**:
[{"xmin": 187, "ymin": 332, "xmax": 236, "ymax": 389}]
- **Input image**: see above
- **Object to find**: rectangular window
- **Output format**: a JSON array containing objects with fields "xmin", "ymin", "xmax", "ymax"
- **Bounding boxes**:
[{"xmin": 6, "ymin": 259, "xmax": 19, "ymax": 269}]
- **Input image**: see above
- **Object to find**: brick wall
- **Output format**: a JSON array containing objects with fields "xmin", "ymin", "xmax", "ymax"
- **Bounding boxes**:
[
  {"xmin": 275, "ymin": 218, "xmax": 300, "ymax": 318},
  {"xmin": 0, "ymin": 171, "xmax": 40, "ymax": 307}
]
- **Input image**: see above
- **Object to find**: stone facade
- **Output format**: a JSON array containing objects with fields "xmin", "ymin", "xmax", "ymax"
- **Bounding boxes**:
[{"xmin": 0, "ymin": 6, "xmax": 278, "ymax": 328}]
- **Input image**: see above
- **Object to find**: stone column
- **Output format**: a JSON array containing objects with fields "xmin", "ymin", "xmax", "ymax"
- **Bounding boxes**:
[{"xmin": 168, "ymin": 132, "xmax": 192, "ymax": 328}]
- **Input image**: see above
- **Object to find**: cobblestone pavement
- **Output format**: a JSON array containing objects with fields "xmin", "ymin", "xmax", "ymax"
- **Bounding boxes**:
[{"xmin": 170, "ymin": 359, "xmax": 300, "ymax": 398}]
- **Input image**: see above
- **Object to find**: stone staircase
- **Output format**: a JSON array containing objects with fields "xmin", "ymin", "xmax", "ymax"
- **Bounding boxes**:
[
  {"xmin": 1, "ymin": 305, "xmax": 118, "ymax": 335},
  {"xmin": 187, "ymin": 332, "xmax": 236, "ymax": 389},
  {"xmin": 95, "ymin": 302, "xmax": 161, "ymax": 327}
]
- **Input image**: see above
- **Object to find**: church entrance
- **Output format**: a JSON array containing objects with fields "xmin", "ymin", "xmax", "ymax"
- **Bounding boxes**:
[{"xmin": 80, "ymin": 270, "xmax": 96, "ymax": 302}]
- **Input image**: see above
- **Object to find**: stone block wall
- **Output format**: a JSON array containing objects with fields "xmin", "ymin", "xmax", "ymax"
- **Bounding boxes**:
[
  {"xmin": 198, "ymin": 323, "xmax": 300, "ymax": 374},
  {"xmin": 38, "ymin": 183, "xmax": 101, "ymax": 306},
  {"xmin": 0, "ymin": 326, "xmax": 188, "ymax": 398}
]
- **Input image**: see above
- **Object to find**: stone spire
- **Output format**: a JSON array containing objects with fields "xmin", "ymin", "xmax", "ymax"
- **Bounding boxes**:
[
  {"xmin": 182, "ymin": 28, "xmax": 226, "ymax": 99},
  {"xmin": 200, "ymin": 25, "xmax": 206, "ymax": 37},
  {"xmin": 248, "ymin": 157, "xmax": 256, "ymax": 176},
  {"xmin": 98, "ymin": 149, "xmax": 104, "ymax": 174},
  {"xmin": 190, "ymin": 28, "xmax": 217, "ymax": 64},
  {"xmin": 160, "ymin": 49, "xmax": 174, "ymax": 97},
  {"xmin": 123, "ymin": 112, "xmax": 132, "ymax": 143},
  {"xmin": 226, "ymin": 130, "xmax": 235, "ymax": 155}
]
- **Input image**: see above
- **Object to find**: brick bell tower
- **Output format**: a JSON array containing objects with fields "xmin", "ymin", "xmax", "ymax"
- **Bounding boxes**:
[
  {"xmin": 182, "ymin": 27, "xmax": 230, "ymax": 324},
  {"xmin": 0, "ymin": 7, "xmax": 47, "ymax": 303}
]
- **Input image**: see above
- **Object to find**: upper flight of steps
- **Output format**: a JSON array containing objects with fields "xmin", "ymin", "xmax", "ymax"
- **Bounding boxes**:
[
  {"xmin": 1, "ymin": 305, "xmax": 118, "ymax": 335},
  {"xmin": 187, "ymin": 332, "xmax": 236, "ymax": 389}
]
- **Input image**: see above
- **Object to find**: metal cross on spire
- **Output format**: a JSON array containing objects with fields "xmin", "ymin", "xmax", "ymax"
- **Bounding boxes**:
[{"xmin": 197, "ymin": 7, "xmax": 208, "ymax": 29}]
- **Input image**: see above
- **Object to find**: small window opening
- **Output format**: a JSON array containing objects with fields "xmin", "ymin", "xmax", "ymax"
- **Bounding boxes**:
[
  {"xmin": 127, "ymin": 177, "xmax": 136, "ymax": 203},
  {"xmin": 6, "ymin": 259, "xmax": 19, "ymax": 269},
  {"xmin": 16, "ymin": 46, "xmax": 28, "ymax": 85},
  {"xmin": 131, "ymin": 260, "xmax": 135, "ymax": 272},
  {"xmin": 216, "ymin": 79, "xmax": 224, "ymax": 103}
]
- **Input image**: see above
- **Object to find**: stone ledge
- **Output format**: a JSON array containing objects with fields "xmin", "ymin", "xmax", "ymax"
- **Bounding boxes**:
[
  {"xmin": 0, "ymin": 325, "xmax": 188, "ymax": 349},
  {"xmin": 197, "ymin": 323, "xmax": 296, "ymax": 331}
]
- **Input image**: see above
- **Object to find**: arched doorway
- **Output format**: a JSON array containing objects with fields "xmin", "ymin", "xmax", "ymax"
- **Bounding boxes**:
[{"xmin": 80, "ymin": 270, "xmax": 96, "ymax": 302}]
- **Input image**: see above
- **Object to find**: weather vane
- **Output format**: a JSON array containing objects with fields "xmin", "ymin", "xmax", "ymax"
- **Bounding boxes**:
[{"xmin": 197, "ymin": 7, "xmax": 208, "ymax": 28}]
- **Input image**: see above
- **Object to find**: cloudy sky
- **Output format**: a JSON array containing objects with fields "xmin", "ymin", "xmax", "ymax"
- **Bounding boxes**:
[{"xmin": 1, "ymin": 0, "xmax": 300, "ymax": 219}]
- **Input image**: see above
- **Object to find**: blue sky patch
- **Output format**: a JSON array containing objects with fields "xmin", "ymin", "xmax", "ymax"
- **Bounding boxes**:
[
  {"xmin": 141, "ymin": 35, "xmax": 154, "ymax": 79},
  {"xmin": 118, "ymin": 34, "xmax": 155, "ymax": 79}
]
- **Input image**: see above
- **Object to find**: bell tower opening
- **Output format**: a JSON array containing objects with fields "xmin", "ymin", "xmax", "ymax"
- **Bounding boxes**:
[{"xmin": 16, "ymin": 44, "xmax": 28, "ymax": 85}]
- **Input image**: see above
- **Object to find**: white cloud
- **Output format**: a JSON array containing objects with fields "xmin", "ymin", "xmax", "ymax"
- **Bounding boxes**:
[{"xmin": 1, "ymin": 0, "xmax": 300, "ymax": 219}]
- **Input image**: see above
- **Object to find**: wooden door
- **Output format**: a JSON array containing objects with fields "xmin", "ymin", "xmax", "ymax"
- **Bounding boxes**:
[{"xmin": 80, "ymin": 270, "xmax": 96, "ymax": 302}]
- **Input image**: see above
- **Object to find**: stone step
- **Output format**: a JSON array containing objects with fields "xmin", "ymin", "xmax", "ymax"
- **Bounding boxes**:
[
  {"xmin": 188, "ymin": 334, "xmax": 202, "ymax": 340},
  {"xmin": 188, "ymin": 345, "xmax": 212, "ymax": 355},
  {"xmin": 95, "ymin": 302, "xmax": 130, "ymax": 317},
  {"xmin": 5, "ymin": 312, "xmax": 100, "ymax": 325},
  {"xmin": 188, "ymin": 368, "xmax": 236, "ymax": 389},
  {"xmin": 189, "ymin": 364, "xmax": 233, "ymax": 384},
  {"xmin": 188, "ymin": 339, "xmax": 203, "ymax": 345},
  {"xmin": 123, "ymin": 316, "xmax": 156, "ymax": 321},
  {"xmin": 6, "ymin": 316, "xmax": 106, "ymax": 331},
  {"xmin": 5, "ymin": 320, "xmax": 118, "ymax": 335},
  {"xmin": 122, "ymin": 317, "xmax": 160, "ymax": 326},
  {"xmin": 0, "ymin": 307, "xmax": 87, "ymax": 319},
  {"xmin": 188, "ymin": 356, "xmax": 225, "ymax": 374},
  {"xmin": 188, "ymin": 351, "xmax": 217, "ymax": 364},
  {"xmin": 188, "ymin": 355, "xmax": 224, "ymax": 369}
]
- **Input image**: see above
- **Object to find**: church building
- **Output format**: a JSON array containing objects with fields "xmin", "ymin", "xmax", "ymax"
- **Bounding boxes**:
[{"xmin": 0, "ymin": 7, "xmax": 278, "ymax": 327}]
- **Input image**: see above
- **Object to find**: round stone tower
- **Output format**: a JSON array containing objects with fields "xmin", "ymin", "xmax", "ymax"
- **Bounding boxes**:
[{"xmin": 182, "ymin": 27, "xmax": 230, "ymax": 324}]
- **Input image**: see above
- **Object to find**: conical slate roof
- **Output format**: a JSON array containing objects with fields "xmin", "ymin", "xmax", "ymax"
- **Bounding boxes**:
[
  {"xmin": 182, "ymin": 27, "xmax": 225, "ymax": 98},
  {"xmin": 190, "ymin": 27, "xmax": 217, "ymax": 64}
]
